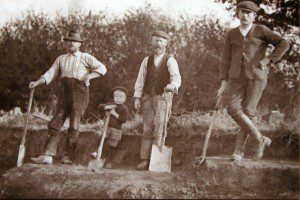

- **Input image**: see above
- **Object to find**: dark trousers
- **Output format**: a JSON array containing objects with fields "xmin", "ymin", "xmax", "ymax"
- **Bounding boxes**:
[
  {"xmin": 43, "ymin": 78, "xmax": 89, "ymax": 158},
  {"xmin": 226, "ymin": 69, "xmax": 267, "ymax": 155}
]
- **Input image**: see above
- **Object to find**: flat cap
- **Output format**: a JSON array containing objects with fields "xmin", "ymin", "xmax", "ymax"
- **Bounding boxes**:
[
  {"xmin": 152, "ymin": 30, "xmax": 171, "ymax": 42},
  {"xmin": 237, "ymin": 1, "xmax": 260, "ymax": 13},
  {"xmin": 113, "ymin": 86, "xmax": 128, "ymax": 95}
]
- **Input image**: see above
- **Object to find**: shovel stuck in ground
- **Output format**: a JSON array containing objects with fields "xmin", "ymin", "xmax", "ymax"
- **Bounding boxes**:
[
  {"xmin": 149, "ymin": 93, "xmax": 172, "ymax": 173},
  {"xmin": 87, "ymin": 114, "xmax": 110, "ymax": 172},
  {"xmin": 17, "ymin": 88, "xmax": 34, "ymax": 167}
]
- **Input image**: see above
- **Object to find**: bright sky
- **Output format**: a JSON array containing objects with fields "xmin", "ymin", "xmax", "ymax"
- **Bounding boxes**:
[{"xmin": 0, "ymin": 0, "xmax": 239, "ymax": 27}]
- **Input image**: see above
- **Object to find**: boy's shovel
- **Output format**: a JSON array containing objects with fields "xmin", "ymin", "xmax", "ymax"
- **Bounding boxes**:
[
  {"xmin": 149, "ymin": 92, "xmax": 172, "ymax": 173},
  {"xmin": 17, "ymin": 88, "xmax": 34, "ymax": 167},
  {"xmin": 87, "ymin": 114, "xmax": 110, "ymax": 172}
]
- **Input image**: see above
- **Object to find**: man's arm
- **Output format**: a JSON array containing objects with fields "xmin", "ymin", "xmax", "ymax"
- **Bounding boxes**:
[
  {"xmin": 220, "ymin": 31, "xmax": 232, "ymax": 81},
  {"xmin": 218, "ymin": 31, "xmax": 232, "ymax": 98},
  {"xmin": 134, "ymin": 57, "xmax": 148, "ymax": 98},
  {"xmin": 83, "ymin": 54, "xmax": 107, "ymax": 86},
  {"xmin": 134, "ymin": 57, "xmax": 148, "ymax": 111},
  {"xmin": 261, "ymin": 25, "xmax": 290, "ymax": 64},
  {"xmin": 29, "ymin": 56, "xmax": 61, "ymax": 88},
  {"xmin": 166, "ymin": 56, "xmax": 181, "ymax": 93}
]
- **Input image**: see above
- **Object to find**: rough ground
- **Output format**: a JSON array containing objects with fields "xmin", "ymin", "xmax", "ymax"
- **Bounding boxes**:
[{"xmin": 0, "ymin": 129, "xmax": 299, "ymax": 199}]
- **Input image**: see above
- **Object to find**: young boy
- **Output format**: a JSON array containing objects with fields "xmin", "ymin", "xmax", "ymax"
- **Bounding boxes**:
[{"xmin": 91, "ymin": 86, "xmax": 128, "ymax": 168}]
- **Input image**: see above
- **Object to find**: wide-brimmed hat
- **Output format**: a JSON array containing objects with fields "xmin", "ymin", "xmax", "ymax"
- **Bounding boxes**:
[
  {"xmin": 152, "ymin": 30, "xmax": 171, "ymax": 42},
  {"xmin": 113, "ymin": 86, "xmax": 128, "ymax": 95},
  {"xmin": 237, "ymin": 1, "xmax": 260, "ymax": 13},
  {"xmin": 63, "ymin": 30, "xmax": 84, "ymax": 43}
]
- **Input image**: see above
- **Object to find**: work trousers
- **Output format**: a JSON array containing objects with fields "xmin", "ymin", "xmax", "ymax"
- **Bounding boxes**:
[
  {"xmin": 226, "ymin": 68, "xmax": 267, "ymax": 155},
  {"xmin": 140, "ymin": 90, "xmax": 173, "ymax": 160},
  {"xmin": 43, "ymin": 78, "xmax": 89, "ymax": 158}
]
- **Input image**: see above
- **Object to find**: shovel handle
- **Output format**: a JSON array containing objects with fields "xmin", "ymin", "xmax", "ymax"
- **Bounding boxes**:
[
  {"xmin": 161, "ymin": 92, "xmax": 171, "ymax": 147},
  {"xmin": 20, "ymin": 88, "xmax": 34, "ymax": 146},
  {"xmin": 95, "ymin": 115, "xmax": 110, "ymax": 160}
]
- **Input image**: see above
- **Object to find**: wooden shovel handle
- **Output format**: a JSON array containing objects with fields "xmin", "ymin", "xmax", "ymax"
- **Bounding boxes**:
[
  {"xmin": 20, "ymin": 88, "xmax": 34, "ymax": 146},
  {"xmin": 95, "ymin": 115, "xmax": 110, "ymax": 160},
  {"xmin": 161, "ymin": 93, "xmax": 170, "ymax": 147}
]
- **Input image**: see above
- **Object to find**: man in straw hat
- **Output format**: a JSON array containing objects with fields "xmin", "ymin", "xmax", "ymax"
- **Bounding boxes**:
[
  {"xmin": 217, "ymin": 1, "xmax": 289, "ymax": 162},
  {"xmin": 29, "ymin": 29, "xmax": 107, "ymax": 164},
  {"xmin": 134, "ymin": 30, "xmax": 181, "ymax": 170}
]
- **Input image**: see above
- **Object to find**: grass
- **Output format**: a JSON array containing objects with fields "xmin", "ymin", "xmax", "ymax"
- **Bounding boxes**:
[{"xmin": 0, "ymin": 106, "xmax": 298, "ymax": 137}]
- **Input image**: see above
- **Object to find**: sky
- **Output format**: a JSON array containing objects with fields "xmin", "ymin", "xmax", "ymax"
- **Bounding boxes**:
[{"xmin": 0, "ymin": 0, "xmax": 240, "ymax": 27}]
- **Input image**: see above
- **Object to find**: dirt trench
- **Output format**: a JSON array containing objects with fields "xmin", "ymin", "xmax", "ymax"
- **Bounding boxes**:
[{"xmin": 0, "ymin": 128, "xmax": 299, "ymax": 199}]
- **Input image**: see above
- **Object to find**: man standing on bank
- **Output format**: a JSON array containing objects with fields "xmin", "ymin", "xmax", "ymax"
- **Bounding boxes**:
[
  {"xmin": 217, "ymin": 1, "xmax": 289, "ymax": 162},
  {"xmin": 134, "ymin": 30, "xmax": 181, "ymax": 170},
  {"xmin": 29, "ymin": 30, "xmax": 107, "ymax": 164}
]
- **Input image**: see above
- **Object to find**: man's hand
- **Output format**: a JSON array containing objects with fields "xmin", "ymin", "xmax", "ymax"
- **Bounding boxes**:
[
  {"xmin": 217, "ymin": 80, "xmax": 228, "ymax": 98},
  {"xmin": 134, "ymin": 98, "xmax": 141, "ymax": 112},
  {"xmin": 83, "ymin": 74, "xmax": 90, "ymax": 87},
  {"xmin": 29, "ymin": 78, "xmax": 45, "ymax": 89},
  {"xmin": 165, "ymin": 84, "xmax": 175, "ymax": 93},
  {"xmin": 259, "ymin": 57, "xmax": 271, "ymax": 70}
]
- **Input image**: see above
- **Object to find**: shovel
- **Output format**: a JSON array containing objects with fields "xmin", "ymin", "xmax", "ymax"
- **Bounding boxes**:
[
  {"xmin": 17, "ymin": 88, "xmax": 34, "ymax": 167},
  {"xmin": 197, "ymin": 95, "xmax": 223, "ymax": 165},
  {"xmin": 87, "ymin": 114, "xmax": 110, "ymax": 172},
  {"xmin": 149, "ymin": 92, "xmax": 172, "ymax": 172}
]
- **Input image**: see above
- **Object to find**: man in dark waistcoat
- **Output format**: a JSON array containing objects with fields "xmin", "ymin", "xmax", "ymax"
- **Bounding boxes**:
[
  {"xmin": 217, "ymin": 1, "xmax": 289, "ymax": 162},
  {"xmin": 134, "ymin": 30, "xmax": 181, "ymax": 170},
  {"xmin": 29, "ymin": 29, "xmax": 107, "ymax": 164}
]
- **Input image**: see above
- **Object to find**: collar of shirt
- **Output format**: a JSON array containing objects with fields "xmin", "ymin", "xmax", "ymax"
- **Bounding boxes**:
[
  {"xmin": 239, "ymin": 23, "xmax": 253, "ymax": 37},
  {"xmin": 153, "ymin": 52, "xmax": 165, "ymax": 67},
  {"xmin": 68, "ymin": 51, "xmax": 81, "ymax": 58}
]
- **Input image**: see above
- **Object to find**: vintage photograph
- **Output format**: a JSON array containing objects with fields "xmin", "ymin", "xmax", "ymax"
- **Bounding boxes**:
[{"xmin": 0, "ymin": 0, "xmax": 298, "ymax": 199}]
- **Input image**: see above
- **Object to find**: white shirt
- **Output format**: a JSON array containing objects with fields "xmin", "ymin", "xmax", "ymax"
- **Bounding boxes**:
[
  {"xmin": 239, "ymin": 23, "xmax": 253, "ymax": 37},
  {"xmin": 134, "ymin": 52, "xmax": 181, "ymax": 98},
  {"xmin": 41, "ymin": 51, "xmax": 107, "ymax": 84}
]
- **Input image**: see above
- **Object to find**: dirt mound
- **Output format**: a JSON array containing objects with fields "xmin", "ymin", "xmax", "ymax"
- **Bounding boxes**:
[
  {"xmin": 0, "ymin": 128, "xmax": 299, "ymax": 198},
  {"xmin": 1, "ymin": 158, "xmax": 298, "ymax": 199}
]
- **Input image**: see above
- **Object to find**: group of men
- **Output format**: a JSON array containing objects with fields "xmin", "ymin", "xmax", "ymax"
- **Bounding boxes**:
[{"xmin": 29, "ymin": 1, "xmax": 289, "ymax": 170}]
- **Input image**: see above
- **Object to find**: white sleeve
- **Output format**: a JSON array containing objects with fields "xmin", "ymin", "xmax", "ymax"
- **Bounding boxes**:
[
  {"xmin": 167, "ymin": 57, "xmax": 181, "ymax": 92},
  {"xmin": 134, "ymin": 57, "xmax": 148, "ymax": 98}
]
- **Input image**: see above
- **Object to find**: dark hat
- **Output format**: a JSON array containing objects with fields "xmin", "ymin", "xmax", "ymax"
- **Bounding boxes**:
[
  {"xmin": 63, "ymin": 30, "xmax": 84, "ymax": 43},
  {"xmin": 113, "ymin": 86, "xmax": 128, "ymax": 95},
  {"xmin": 152, "ymin": 30, "xmax": 171, "ymax": 42},
  {"xmin": 237, "ymin": 1, "xmax": 260, "ymax": 13}
]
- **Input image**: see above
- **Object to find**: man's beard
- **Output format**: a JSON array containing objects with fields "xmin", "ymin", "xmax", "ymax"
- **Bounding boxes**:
[{"xmin": 153, "ymin": 47, "xmax": 165, "ymax": 55}]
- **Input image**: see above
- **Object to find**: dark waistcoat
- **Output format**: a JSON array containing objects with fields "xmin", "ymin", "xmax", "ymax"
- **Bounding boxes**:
[{"xmin": 143, "ymin": 54, "xmax": 171, "ymax": 95}]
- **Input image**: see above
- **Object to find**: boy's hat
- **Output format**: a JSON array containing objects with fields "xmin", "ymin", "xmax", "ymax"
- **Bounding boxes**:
[
  {"xmin": 237, "ymin": 1, "xmax": 260, "ymax": 13},
  {"xmin": 113, "ymin": 86, "xmax": 128, "ymax": 95}
]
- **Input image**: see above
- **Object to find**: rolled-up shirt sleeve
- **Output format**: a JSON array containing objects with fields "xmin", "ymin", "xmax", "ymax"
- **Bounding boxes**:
[
  {"xmin": 41, "ymin": 56, "xmax": 61, "ymax": 85},
  {"xmin": 167, "ymin": 57, "xmax": 181, "ymax": 92},
  {"xmin": 134, "ymin": 57, "xmax": 148, "ymax": 98},
  {"xmin": 85, "ymin": 54, "xmax": 107, "ymax": 75}
]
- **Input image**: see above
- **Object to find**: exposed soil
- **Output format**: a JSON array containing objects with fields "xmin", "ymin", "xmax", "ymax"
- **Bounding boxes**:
[{"xmin": 0, "ymin": 128, "xmax": 299, "ymax": 199}]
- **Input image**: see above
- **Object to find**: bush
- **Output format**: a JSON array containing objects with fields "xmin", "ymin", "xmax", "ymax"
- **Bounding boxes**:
[{"xmin": 0, "ymin": 5, "xmax": 297, "ymax": 121}]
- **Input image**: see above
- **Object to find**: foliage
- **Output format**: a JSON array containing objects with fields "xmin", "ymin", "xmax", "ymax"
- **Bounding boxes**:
[{"xmin": 0, "ymin": 4, "xmax": 297, "ymax": 120}]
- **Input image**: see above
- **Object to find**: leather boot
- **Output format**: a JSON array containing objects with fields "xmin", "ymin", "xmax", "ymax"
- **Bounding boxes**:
[
  {"xmin": 232, "ymin": 113, "xmax": 262, "ymax": 142},
  {"xmin": 30, "ymin": 155, "xmax": 53, "ymax": 164},
  {"xmin": 136, "ymin": 160, "xmax": 150, "ymax": 170},
  {"xmin": 255, "ymin": 136, "xmax": 272, "ymax": 160}
]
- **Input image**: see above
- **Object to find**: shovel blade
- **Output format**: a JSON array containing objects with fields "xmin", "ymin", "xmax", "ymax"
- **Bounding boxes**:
[
  {"xmin": 17, "ymin": 145, "xmax": 25, "ymax": 167},
  {"xmin": 149, "ymin": 144, "xmax": 172, "ymax": 172},
  {"xmin": 87, "ymin": 158, "xmax": 106, "ymax": 172}
]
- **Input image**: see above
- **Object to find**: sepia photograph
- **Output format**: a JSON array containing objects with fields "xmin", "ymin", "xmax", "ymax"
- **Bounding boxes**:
[{"xmin": 0, "ymin": 0, "xmax": 298, "ymax": 199}]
